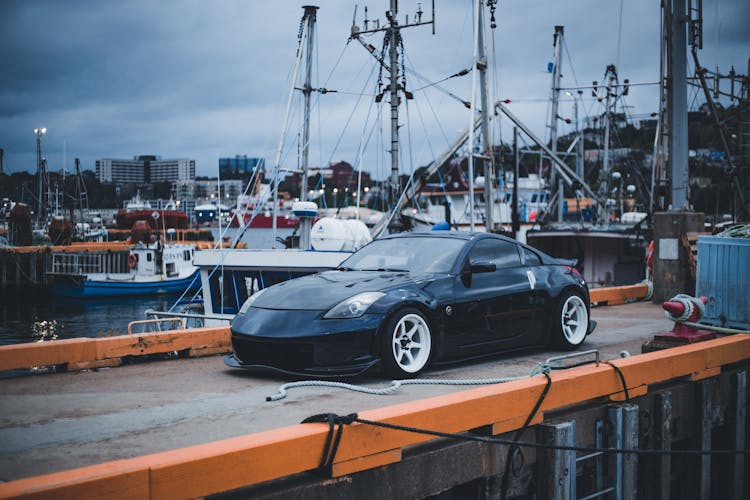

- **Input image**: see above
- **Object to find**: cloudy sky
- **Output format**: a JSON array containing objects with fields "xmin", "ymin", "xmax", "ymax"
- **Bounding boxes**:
[{"xmin": 0, "ymin": 0, "xmax": 747, "ymax": 179}]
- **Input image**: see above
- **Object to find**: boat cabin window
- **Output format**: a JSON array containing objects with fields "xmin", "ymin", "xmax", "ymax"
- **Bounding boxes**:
[
  {"xmin": 468, "ymin": 239, "xmax": 521, "ymax": 270},
  {"xmin": 183, "ymin": 250, "xmax": 191, "ymax": 261},
  {"xmin": 522, "ymin": 247, "xmax": 542, "ymax": 266},
  {"xmin": 146, "ymin": 253, "xmax": 152, "ymax": 262}
]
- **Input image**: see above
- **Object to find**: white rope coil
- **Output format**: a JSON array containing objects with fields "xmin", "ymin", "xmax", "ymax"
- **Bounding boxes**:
[
  {"xmin": 641, "ymin": 279, "xmax": 654, "ymax": 301},
  {"xmin": 664, "ymin": 294, "xmax": 705, "ymax": 322},
  {"xmin": 266, "ymin": 375, "xmax": 529, "ymax": 402}
]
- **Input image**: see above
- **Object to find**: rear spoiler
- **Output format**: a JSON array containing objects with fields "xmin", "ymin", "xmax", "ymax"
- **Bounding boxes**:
[{"xmin": 555, "ymin": 258, "xmax": 578, "ymax": 268}]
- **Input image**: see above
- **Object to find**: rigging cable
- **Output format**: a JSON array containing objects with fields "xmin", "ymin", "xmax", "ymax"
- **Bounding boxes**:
[
  {"xmin": 410, "ymin": 84, "xmax": 456, "ymax": 211},
  {"xmin": 169, "ymin": 10, "xmax": 340, "ymax": 314},
  {"xmin": 315, "ymin": 59, "xmax": 379, "ymax": 190},
  {"xmin": 404, "ymin": 52, "xmax": 453, "ymax": 150},
  {"xmin": 615, "ymin": 0, "xmax": 624, "ymax": 71},
  {"xmin": 347, "ymin": 85, "xmax": 383, "ymax": 208}
]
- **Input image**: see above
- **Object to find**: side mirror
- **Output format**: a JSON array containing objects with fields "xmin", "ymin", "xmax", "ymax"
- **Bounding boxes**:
[{"xmin": 469, "ymin": 260, "xmax": 496, "ymax": 274}]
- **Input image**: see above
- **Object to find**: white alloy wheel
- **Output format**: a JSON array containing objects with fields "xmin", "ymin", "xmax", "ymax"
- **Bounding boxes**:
[
  {"xmin": 560, "ymin": 294, "xmax": 588, "ymax": 346},
  {"xmin": 390, "ymin": 312, "xmax": 432, "ymax": 374}
]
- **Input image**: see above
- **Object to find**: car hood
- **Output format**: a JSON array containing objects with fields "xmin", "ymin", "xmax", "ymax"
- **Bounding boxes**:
[{"xmin": 252, "ymin": 270, "xmax": 435, "ymax": 311}]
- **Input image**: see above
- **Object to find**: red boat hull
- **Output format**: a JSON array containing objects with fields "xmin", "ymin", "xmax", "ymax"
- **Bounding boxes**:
[{"xmin": 229, "ymin": 213, "xmax": 299, "ymax": 229}]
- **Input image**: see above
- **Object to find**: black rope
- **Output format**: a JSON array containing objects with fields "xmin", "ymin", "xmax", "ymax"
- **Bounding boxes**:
[
  {"xmin": 500, "ymin": 371, "xmax": 552, "ymax": 499},
  {"xmin": 346, "ymin": 417, "xmax": 748, "ymax": 456},
  {"xmin": 605, "ymin": 361, "xmax": 631, "ymax": 403},
  {"xmin": 298, "ymin": 368, "xmax": 745, "ymax": 478},
  {"xmin": 300, "ymin": 412, "xmax": 358, "ymax": 475}
]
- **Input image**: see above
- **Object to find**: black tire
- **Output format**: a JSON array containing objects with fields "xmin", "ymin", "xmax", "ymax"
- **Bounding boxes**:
[
  {"xmin": 552, "ymin": 290, "xmax": 589, "ymax": 350},
  {"xmin": 380, "ymin": 307, "xmax": 433, "ymax": 378}
]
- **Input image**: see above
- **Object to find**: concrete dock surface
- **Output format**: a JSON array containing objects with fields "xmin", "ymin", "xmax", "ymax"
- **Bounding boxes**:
[{"xmin": 0, "ymin": 301, "xmax": 672, "ymax": 482}]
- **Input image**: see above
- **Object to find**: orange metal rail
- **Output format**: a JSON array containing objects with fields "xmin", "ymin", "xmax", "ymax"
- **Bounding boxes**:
[{"xmin": 0, "ymin": 334, "xmax": 747, "ymax": 500}]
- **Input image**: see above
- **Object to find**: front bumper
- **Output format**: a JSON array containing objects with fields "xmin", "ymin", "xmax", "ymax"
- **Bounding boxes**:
[
  {"xmin": 224, "ymin": 352, "xmax": 380, "ymax": 378},
  {"xmin": 228, "ymin": 308, "xmax": 384, "ymax": 378},
  {"xmin": 588, "ymin": 319, "xmax": 597, "ymax": 335}
]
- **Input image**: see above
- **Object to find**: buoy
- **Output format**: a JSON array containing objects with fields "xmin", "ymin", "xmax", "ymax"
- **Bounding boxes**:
[{"xmin": 311, "ymin": 217, "xmax": 371, "ymax": 251}]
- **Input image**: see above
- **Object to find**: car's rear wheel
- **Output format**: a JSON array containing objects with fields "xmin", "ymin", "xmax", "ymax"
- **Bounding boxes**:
[
  {"xmin": 553, "ymin": 291, "xmax": 589, "ymax": 349},
  {"xmin": 381, "ymin": 308, "xmax": 432, "ymax": 378}
]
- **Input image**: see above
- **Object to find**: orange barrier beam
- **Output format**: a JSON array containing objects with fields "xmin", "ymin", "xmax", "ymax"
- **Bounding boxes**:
[
  {"xmin": 1, "ymin": 335, "xmax": 748, "ymax": 500},
  {"xmin": 0, "ymin": 242, "xmax": 130, "ymax": 254},
  {"xmin": 589, "ymin": 283, "xmax": 649, "ymax": 306},
  {"xmin": 0, "ymin": 327, "xmax": 230, "ymax": 372}
]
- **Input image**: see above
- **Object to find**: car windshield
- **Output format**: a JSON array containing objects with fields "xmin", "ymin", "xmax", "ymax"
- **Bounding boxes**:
[{"xmin": 339, "ymin": 236, "xmax": 465, "ymax": 274}]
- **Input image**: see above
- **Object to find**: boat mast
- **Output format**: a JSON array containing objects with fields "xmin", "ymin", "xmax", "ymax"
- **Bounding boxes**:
[
  {"xmin": 667, "ymin": 0, "xmax": 689, "ymax": 210},
  {"xmin": 468, "ymin": 0, "xmax": 494, "ymax": 232},
  {"xmin": 548, "ymin": 26, "xmax": 564, "ymax": 223},
  {"xmin": 467, "ymin": 0, "xmax": 479, "ymax": 232},
  {"xmin": 477, "ymin": 0, "xmax": 493, "ymax": 232},
  {"xmin": 299, "ymin": 5, "xmax": 318, "ymax": 251},
  {"xmin": 270, "ymin": 6, "xmax": 310, "ymax": 247},
  {"xmin": 351, "ymin": 1, "xmax": 435, "ymax": 213},
  {"xmin": 387, "ymin": 0, "xmax": 400, "ymax": 206}
]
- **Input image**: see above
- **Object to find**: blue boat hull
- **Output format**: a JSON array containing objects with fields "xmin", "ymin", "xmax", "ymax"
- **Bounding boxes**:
[{"xmin": 52, "ymin": 271, "xmax": 201, "ymax": 298}]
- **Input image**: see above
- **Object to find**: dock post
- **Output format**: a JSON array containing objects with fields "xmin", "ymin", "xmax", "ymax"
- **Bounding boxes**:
[
  {"xmin": 537, "ymin": 420, "xmax": 576, "ymax": 500},
  {"xmin": 698, "ymin": 379, "xmax": 714, "ymax": 500},
  {"xmin": 731, "ymin": 371, "xmax": 746, "ymax": 500},
  {"xmin": 607, "ymin": 404, "xmax": 639, "ymax": 500},
  {"xmin": 655, "ymin": 392, "xmax": 673, "ymax": 499},
  {"xmin": 622, "ymin": 404, "xmax": 638, "ymax": 499}
]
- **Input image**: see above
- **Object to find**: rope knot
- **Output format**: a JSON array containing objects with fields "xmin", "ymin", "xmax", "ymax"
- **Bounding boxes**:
[{"xmin": 300, "ymin": 412, "xmax": 359, "ymax": 475}]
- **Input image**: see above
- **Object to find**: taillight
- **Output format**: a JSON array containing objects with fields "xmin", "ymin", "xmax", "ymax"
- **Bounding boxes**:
[{"xmin": 565, "ymin": 265, "xmax": 582, "ymax": 278}]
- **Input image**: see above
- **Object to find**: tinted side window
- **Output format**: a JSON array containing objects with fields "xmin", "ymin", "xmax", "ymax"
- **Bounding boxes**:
[
  {"xmin": 468, "ymin": 239, "xmax": 521, "ymax": 269},
  {"xmin": 522, "ymin": 247, "xmax": 542, "ymax": 266}
]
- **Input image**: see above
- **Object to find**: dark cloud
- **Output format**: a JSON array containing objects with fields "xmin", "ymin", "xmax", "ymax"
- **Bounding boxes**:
[{"xmin": 0, "ymin": 0, "xmax": 746, "ymax": 178}]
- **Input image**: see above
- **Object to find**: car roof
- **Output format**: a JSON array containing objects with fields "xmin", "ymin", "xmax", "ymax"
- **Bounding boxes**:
[{"xmin": 380, "ymin": 231, "xmax": 515, "ymax": 243}]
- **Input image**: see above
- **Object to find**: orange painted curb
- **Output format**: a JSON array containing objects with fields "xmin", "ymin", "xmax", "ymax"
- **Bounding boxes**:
[
  {"xmin": 589, "ymin": 283, "xmax": 649, "ymax": 305},
  {"xmin": 0, "ymin": 327, "xmax": 231, "ymax": 372}
]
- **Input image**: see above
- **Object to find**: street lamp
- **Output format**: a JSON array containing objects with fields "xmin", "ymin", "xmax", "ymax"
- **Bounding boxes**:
[{"xmin": 333, "ymin": 187, "xmax": 338, "ymax": 207}]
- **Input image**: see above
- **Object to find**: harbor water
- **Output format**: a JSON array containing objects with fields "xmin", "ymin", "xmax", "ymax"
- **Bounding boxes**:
[
  {"xmin": 0, "ymin": 294, "xmax": 185, "ymax": 346},
  {"xmin": 1, "ymin": 227, "xmax": 296, "ymax": 347}
]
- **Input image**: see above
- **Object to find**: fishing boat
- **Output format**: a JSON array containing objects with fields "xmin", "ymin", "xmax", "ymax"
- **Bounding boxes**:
[
  {"xmin": 115, "ymin": 194, "xmax": 188, "ymax": 231},
  {"xmin": 228, "ymin": 188, "xmax": 299, "ymax": 229},
  {"xmin": 51, "ymin": 242, "xmax": 199, "ymax": 298}
]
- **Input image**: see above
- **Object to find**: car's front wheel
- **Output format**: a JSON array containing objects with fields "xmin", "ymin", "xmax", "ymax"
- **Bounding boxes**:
[
  {"xmin": 553, "ymin": 291, "xmax": 589, "ymax": 349},
  {"xmin": 380, "ymin": 308, "xmax": 432, "ymax": 378}
]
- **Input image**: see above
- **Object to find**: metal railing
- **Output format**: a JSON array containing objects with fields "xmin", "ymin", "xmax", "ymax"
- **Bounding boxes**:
[{"xmin": 127, "ymin": 317, "xmax": 186, "ymax": 335}]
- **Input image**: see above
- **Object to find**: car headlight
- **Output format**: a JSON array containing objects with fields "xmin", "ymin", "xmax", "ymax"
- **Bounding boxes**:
[
  {"xmin": 238, "ymin": 288, "xmax": 268, "ymax": 315},
  {"xmin": 323, "ymin": 292, "xmax": 385, "ymax": 319}
]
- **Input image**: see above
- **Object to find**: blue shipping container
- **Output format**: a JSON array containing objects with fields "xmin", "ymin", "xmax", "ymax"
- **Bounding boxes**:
[{"xmin": 695, "ymin": 236, "xmax": 750, "ymax": 330}]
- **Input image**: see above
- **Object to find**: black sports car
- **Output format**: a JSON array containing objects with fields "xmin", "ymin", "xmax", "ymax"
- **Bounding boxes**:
[{"xmin": 227, "ymin": 231, "xmax": 594, "ymax": 378}]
